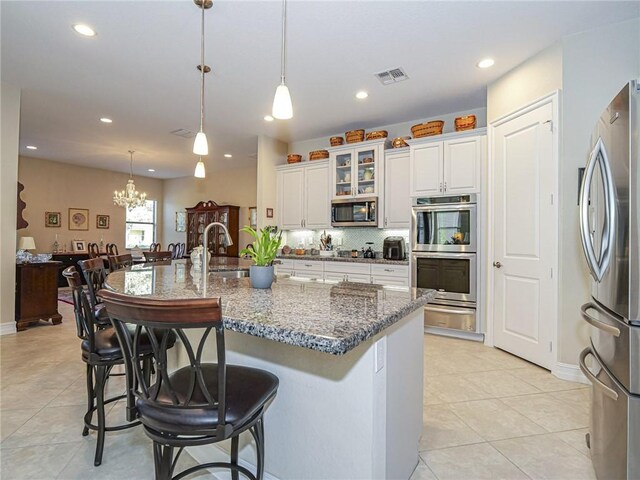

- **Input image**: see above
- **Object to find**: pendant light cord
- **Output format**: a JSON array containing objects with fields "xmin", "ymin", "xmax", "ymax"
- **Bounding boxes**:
[
  {"xmin": 280, "ymin": 0, "xmax": 286, "ymax": 84},
  {"xmin": 199, "ymin": 0, "xmax": 205, "ymax": 132}
]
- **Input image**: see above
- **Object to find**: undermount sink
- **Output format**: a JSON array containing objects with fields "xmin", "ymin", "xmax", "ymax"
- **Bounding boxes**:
[{"xmin": 208, "ymin": 270, "xmax": 249, "ymax": 278}]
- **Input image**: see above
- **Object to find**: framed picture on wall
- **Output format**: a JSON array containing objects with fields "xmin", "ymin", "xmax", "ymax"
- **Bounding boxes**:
[
  {"xmin": 72, "ymin": 240, "xmax": 87, "ymax": 252},
  {"xmin": 68, "ymin": 208, "xmax": 89, "ymax": 231},
  {"xmin": 176, "ymin": 212, "xmax": 186, "ymax": 232},
  {"xmin": 45, "ymin": 211, "xmax": 61, "ymax": 228},
  {"xmin": 96, "ymin": 214, "xmax": 110, "ymax": 229},
  {"xmin": 266, "ymin": 208, "xmax": 274, "ymax": 219}
]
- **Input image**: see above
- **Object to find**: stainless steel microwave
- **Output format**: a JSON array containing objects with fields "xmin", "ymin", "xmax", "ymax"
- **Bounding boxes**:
[{"xmin": 331, "ymin": 197, "xmax": 377, "ymax": 227}]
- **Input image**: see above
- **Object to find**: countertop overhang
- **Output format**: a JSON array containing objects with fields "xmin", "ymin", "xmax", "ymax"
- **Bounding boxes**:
[{"xmin": 103, "ymin": 261, "xmax": 433, "ymax": 355}]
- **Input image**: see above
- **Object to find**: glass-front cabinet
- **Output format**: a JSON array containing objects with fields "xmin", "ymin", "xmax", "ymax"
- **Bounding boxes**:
[{"xmin": 330, "ymin": 140, "xmax": 384, "ymax": 199}]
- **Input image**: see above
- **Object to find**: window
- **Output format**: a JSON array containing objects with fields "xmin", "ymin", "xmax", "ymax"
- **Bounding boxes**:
[{"xmin": 125, "ymin": 200, "xmax": 156, "ymax": 249}]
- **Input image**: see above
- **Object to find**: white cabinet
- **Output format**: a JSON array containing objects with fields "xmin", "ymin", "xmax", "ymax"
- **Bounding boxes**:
[
  {"xmin": 384, "ymin": 149, "xmax": 411, "ymax": 228},
  {"xmin": 330, "ymin": 140, "xmax": 385, "ymax": 199},
  {"xmin": 276, "ymin": 259, "xmax": 410, "ymax": 286},
  {"xmin": 409, "ymin": 130, "xmax": 486, "ymax": 197},
  {"xmin": 276, "ymin": 160, "xmax": 331, "ymax": 230}
]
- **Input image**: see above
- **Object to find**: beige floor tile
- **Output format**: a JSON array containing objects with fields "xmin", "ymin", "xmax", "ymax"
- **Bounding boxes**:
[
  {"xmin": 449, "ymin": 399, "xmax": 546, "ymax": 441},
  {"xmin": 0, "ymin": 382, "xmax": 68, "ymax": 410},
  {"xmin": 509, "ymin": 367, "xmax": 586, "ymax": 392},
  {"xmin": 410, "ymin": 460, "xmax": 438, "ymax": 480},
  {"xmin": 492, "ymin": 434, "xmax": 596, "ymax": 479},
  {"xmin": 0, "ymin": 408, "xmax": 39, "ymax": 442},
  {"xmin": 501, "ymin": 393, "xmax": 589, "ymax": 432},
  {"xmin": 423, "ymin": 387, "xmax": 444, "ymax": 406},
  {"xmin": 1, "ymin": 442, "xmax": 81, "ymax": 479},
  {"xmin": 550, "ymin": 387, "xmax": 591, "ymax": 414},
  {"xmin": 420, "ymin": 404, "xmax": 484, "ymax": 451},
  {"xmin": 461, "ymin": 370, "xmax": 542, "ymax": 398},
  {"xmin": 551, "ymin": 428, "xmax": 591, "ymax": 457},
  {"xmin": 422, "ymin": 443, "xmax": 529, "ymax": 480},
  {"xmin": 472, "ymin": 348, "xmax": 540, "ymax": 370},
  {"xmin": 425, "ymin": 374, "xmax": 493, "ymax": 403}
]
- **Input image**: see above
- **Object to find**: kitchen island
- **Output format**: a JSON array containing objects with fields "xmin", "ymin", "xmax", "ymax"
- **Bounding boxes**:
[{"xmin": 104, "ymin": 261, "xmax": 434, "ymax": 479}]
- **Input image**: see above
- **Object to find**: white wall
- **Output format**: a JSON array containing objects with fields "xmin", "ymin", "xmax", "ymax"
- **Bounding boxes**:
[
  {"xmin": 290, "ymin": 108, "xmax": 487, "ymax": 157},
  {"xmin": 256, "ymin": 135, "xmax": 288, "ymax": 229},
  {"xmin": 558, "ymin": 17, "xmax": 640, "ymax": 365},
  {"xmin": 162, "ymin": 166, "xmax": 258, "ymax": 251},
  {"xmin": 487, "ymin": 43, "xmax": 562, "ymax": 123},
  {"xmin": 0, "ymin": 83, "xmax": 20, "ymax": 333}
]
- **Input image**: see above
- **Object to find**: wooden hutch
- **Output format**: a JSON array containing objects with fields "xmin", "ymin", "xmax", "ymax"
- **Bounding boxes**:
[{"xmin": 186, "ymin": 200, "xmax": 240, "ymax": 257}]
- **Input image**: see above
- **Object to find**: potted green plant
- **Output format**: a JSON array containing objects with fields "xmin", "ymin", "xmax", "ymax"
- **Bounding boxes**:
[{"xmin": 239, "ymin": 226, "xmax": 282, "ymax": 289}]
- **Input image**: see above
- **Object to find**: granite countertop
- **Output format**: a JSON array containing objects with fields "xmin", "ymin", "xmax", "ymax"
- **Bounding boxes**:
[
  {"xmin": 206, "ymin": 257, "xmax": 253, "ymax": 272},
  {"xmin": 103, "ymin": 262, "xmax": 433, "ymax": 355},
  {"xmin": 276, "ymin": 254, "xmax": 409, "ymax": 266}
]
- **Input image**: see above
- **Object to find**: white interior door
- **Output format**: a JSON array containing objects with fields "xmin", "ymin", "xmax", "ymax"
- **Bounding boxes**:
[{"xmin": 491, "ymin": 100, "xmax": 556, "ymax": 369}]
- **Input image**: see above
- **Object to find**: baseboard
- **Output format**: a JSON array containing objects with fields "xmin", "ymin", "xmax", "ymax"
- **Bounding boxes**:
[
  {"xmin": 424, "ymin": 326, "xmax": 485, "ymax": 343},
  {"xmin": 552, "ymin": 362, "xmax": 589, "ymax": 385},
  {"xmin": 0, "ymin": 322, "xmax": 17, "ymax": 336},
  {"xmin": 186, "ymin": 444, "xmax": 280, "ymax": 480}
]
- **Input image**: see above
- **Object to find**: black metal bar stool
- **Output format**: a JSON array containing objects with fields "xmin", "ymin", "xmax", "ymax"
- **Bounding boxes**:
[
  {"xmin": 78, "ymin": 257, "xmax": 111, "ymax": 328},
  {"xmin": 100, "ymin": 290, "xmax": 279, "ymax": 480}
]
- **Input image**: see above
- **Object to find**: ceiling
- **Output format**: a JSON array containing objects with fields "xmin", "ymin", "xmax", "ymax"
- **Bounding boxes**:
[{"xmin": 2, "ymin": 1, "xmax": 638, "ymax": 179}]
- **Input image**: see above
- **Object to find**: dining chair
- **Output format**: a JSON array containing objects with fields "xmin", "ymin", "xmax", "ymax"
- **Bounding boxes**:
[
  {"xmin": 106, "ymin": 243, "xmax": 119, "ymax": 255},
  {"xmin": 88, "ymin": 242, "xmax": 100, "ymax": 259},
  {"xmin": 143, "ymin": 251, "xmax": 173, "ymax": 262},
  {"xmin": 167, "ymin": 243, "xmax": 177, "ymax": 259},
  {"xmin": 100, "ymin": 290, "xmax": 279, "ymax": 480},
  {"xmin": 109, "ymin": 253, "xmax": 134, "ymax": 272},
  {"xmin": 149, "ymin": 242, "xmax": 161, "ymax": 252}
]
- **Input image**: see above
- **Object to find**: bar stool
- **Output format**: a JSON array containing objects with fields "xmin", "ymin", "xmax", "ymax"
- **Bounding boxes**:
[
  {"xmin": 63, "ymin": 267, "xmax": 144, "ymax": 466},
  {"xmin": 78, "ymin": 258, "xmax": 111, "ymax": 327},
  {"xmin": 100, "ymin": 290, "xmax": 279, "ymax": 480}
]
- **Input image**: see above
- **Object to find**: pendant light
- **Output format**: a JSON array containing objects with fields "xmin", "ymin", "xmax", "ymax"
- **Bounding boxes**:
[
  {"xmin": 272, "ymin": 0, "xmax": 293, "ymax": 120},
  {"xmin": 194, "ymin": 156, "xmax": 206, "ymax": 178},
  {"xmin": 193, "ymin": 0, "xmax": 211, "ymax": 164}
]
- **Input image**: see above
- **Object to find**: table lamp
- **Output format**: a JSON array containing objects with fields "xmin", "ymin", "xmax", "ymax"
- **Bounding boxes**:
[{"xmin": 18, "ymin": 236, "xmax": 36, "ymax": 252}]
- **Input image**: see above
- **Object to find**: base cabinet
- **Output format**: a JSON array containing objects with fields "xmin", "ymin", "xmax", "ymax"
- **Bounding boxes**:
[
  {"xmin": 275, "ymin": 259, "xmax": 409, "ymax": 286},
  {"xmin": 15, "ymin": 262, "xmax": 62, "ymax": 331}
]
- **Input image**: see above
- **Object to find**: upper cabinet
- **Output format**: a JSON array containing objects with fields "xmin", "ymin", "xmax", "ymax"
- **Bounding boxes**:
[
  {"xmin": 383, "ymin": 149, "xmax": 411, "ymax": 228},
  {"xmin": 330, "ymin": 139, "xmax": 385, "ymax": 199},
  {"xmin": 408, "ymin": 129, "xmax": 486, "ymax": 197},
  {"xmin": 277, "ymin": 160, "xmax": 331, "ymax": 230}
]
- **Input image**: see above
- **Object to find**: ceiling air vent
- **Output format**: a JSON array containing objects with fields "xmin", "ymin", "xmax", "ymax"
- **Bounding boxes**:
[
  {"xmin": 375, "ymin": 67, "xmax": 409, "ymax": 85},
  {"xmin": 170, "ymin": 128, "xmax": 196, "ymax": 138}
]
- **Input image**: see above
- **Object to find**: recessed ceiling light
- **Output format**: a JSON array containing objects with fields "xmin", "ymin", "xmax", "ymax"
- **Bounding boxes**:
[
  {"xmin": 224, "ymin": 153, "xmax": 232, "ymax": 158},
  {"xmin": 477, "ymin": 58, "xmax": 495, "ymax": 69},
  {"xmin": 26, "ymin": 145, "xmax": 37, "ymax": 150},
  {"xmin": 100, "ymin": 117, "xmax": 112, "ymax": 123},
  {"xmin": 72, "ymin": 24, "xmax": 96, "ymax": 37},
  {"xmin": 355, "ymin": 91, "xmax": 369, "ymax": 100},
  {"xmin": 264, "ymin": 115, "xmax": 274, "ymax": 122},
  {"xmin": 148, "ymin": 169, "xmax": 155, "ymax": 172}
]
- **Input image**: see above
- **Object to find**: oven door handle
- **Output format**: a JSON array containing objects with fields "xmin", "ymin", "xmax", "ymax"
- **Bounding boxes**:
[
  {"xmin": 579, "ymin": 347, "xmax": 618, "ymax": 401},
  {"xmin": 424, "ymin": 305, "xmax": 474, "ymax": 316},
  {"xmin": 580, "ymin": 302, "xmax": 620, "ymax": 337}
]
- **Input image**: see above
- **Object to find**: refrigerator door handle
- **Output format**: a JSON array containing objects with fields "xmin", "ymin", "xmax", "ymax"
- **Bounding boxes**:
[
  {"xmin": 579, "ymin": 347, "xmax": 618, "ymax": 401},
  {"xmin": 580, "ymin": 302, "xmax": 621, "ymax": 337},
  {"xmin": 579, "ymin": 137, "xmax": 617, "ymax": 282}
]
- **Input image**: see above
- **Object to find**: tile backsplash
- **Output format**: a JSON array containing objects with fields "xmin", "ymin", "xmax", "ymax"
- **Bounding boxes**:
[{"xmin": 281, "ymin": 228, "xmax": 409, "ymax": 253}]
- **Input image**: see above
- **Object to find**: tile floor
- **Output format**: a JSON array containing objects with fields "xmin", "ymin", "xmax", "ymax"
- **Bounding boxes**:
[{"xmin": 1, "ymin": 302, "xmax": 594, "ymax": 479}]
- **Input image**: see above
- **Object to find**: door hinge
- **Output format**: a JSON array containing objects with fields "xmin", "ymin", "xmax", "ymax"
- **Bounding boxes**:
[
  {"xmin": 549, "ymin": 341, "xmax": 553, "ymax": 352},
  {"xmin": 544, "ymin": 119, "xmax": 553, "ymax": 132}
]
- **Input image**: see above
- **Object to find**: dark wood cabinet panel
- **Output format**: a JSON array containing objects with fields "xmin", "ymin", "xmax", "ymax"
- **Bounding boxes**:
[
  {"xmin": 52, "ymin": 253, "xmax": 90, "ymax": 287},
  {"xmin": 186, "ymin": 201, "xmax": 240, "ymax": 257},
  {"xmin": 15, "ymin": 262, "xmax": 63, "ymax": 331}
]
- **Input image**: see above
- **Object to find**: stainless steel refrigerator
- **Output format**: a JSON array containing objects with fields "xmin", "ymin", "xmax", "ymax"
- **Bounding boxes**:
[{"xmin": 578, "ymin": 81, "xmax": 639, "ymax": 480}]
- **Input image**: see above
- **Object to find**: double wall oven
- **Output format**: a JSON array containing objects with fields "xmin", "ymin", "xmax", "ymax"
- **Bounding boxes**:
[{"xmin": 411, "ymin": 195, "xmax": 479, "ymax": 333}]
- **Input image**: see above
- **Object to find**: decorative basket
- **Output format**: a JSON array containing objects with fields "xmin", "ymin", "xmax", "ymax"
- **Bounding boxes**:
[
  {"xmin": 411, "ymin": 121, "xmax": 444, "ymax": 138},
  {"xmin": 287, "ymin": 154, "xmax": 302, "ymax": 164},
  {"xmin": 391, "ymin": 137, "xmax": 410, "ymax": 148},
  {"xmin": 345, "ymin": 129, "xmax": 365, "ymax": 143},
  {"xmin": 455, "ymin": 115, "xmax": 477, "ymax": 132},
  {"xmin": 309, "ymin": 150, "xmax": 329, "ymax": 161},
  {"xmin": 365, "ymin": 130, "xmax": 388, "ymax": 141},
  {"xmin": 330, "ymin": 136, "xmax": 344, "ymax": 147}
]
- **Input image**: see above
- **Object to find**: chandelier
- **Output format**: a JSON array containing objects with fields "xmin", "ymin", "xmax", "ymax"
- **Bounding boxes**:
[{"xmin": 113, "ymin": 150, "xmax": 147, "ymax": 210}]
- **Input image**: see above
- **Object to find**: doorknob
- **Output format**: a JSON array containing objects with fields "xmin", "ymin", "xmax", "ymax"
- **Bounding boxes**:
[{"xmin": 493, "ymin": 261, "xmax": 502, "ymax": 268}]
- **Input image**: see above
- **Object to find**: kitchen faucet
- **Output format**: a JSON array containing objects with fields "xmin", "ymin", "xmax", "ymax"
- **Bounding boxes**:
[{"xmin": 201, "ymin": 222, "xmax": 234, "ymax": 266}]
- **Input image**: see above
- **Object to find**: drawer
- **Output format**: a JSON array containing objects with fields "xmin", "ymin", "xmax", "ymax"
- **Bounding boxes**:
[
  {"xmin": 371, "ymin": 275, "xmax": 409, "ymax": 287},
  {"xmin": 294, "ymin": 260, "xmax": 323, "ymax": 272},
  {"xmin": 277, "ymin": 259, "xmax": 295, "ymax": 269},
  {"xmin": 324, "ymin": 272, "xmax": 346, "ymax": 282},
  {"xmin": 292, "ymin": 271, "xmax": 323, "ymax": 280},
  {"xmin": 424, "ymin": 304, "xmax": 476, "ymax": 332},
  {"xmin": 345, "ymin": 273, "xmax": 371, "ymax": 284},
  {"xmin": 323, "ymin": 262, "xmax": 371, "ymax": 275},
  {"xmin": 275, "ymin": 265, "xmax": 293, "ymax": 275},
  {"xmin": 371, "ymin": 264, "xmax": 409, "ymax": 278}
]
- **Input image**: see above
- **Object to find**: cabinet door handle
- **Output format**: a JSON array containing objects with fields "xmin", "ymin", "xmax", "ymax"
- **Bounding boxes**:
[
  {"xmin": 384, "ymin": 268, "xmax": 394, "ymax": 272},
  {"xmin": 439, "ymin": 182, "xmax": 443, "ymax": 192},
  {"xmin": 444, "ymin": 182, "xmax": 447, "ymax": 192},
  {"xmin": 384, "ymin": 217, "xmax": 388, "ymax": 226}
]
